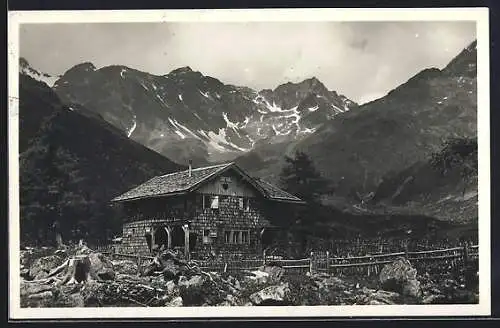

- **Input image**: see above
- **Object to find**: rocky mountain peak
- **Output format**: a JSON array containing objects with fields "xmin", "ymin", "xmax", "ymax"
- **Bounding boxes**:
[
  {"xmin": 19, "ymin": 57, "xmax": 60, "ymax": 88},
  {"xmin": 20, "ymin": 57, "xmax": 30, "ymax": 69},
  {"xmin": 443, "ymin": 39, "xmax": 477, "ymax": 78},
  {"xmin": 68, "ymin": 62, "xmax": 97, "ymax": 73},
  {"xmin": 169, "ymin": 66, "xmax": 194, "ymax": 75}
]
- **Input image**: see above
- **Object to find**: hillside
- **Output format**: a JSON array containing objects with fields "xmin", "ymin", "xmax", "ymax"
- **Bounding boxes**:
[
  {"xmin": 372, "ymin": 137, "xmax": 478, "ymax": 224},
  {"xmin": 296, "ymin": 40, "xmax": 477, "ymax": 196},
  {"xmin": 238, "ymin": 41, "xmax": 477, "ymax": 189},
  {"xmin": 19, "ymin": 74, "xmax": 183, "ymax": 243},
  {"xmin": 18, "ymin": 74, "xmax": 65, "ymax": 152}
]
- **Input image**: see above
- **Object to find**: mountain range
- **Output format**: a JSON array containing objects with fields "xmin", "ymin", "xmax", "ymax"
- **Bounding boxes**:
[{"xmin": 44, "ymin": 61, "xmax": 356, "ymax": 165}]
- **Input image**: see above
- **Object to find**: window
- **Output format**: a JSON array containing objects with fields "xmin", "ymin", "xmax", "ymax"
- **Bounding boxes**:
[
  {"xmin": 203, "ymin": 195, "xmax": 219, "ymax": 209},
  {"xmin": 203, "ymin": 229, "xmax": 212, "ymax": 244},
  {"xmin": 239, "ymin": 198, "xmax": 250, "ymax": 211},
  {"xmin": 211, "ymin": 196, "xmax": 219, "ymax": 208},
  {"xmin": 241, "ymin": 231, "xmax": 249, "ymax": 243},
  {"xmin": 224, "ymin": 229, "xmax": 250, "ymax": 244}
]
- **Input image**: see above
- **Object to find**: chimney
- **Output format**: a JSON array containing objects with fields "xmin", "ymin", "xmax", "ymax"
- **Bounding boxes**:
[{"xmin": 188, "ymin": 159, "xmax": 192, "ymax": 177}]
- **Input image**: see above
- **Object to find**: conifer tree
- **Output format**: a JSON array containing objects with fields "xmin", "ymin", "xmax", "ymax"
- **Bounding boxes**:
[{"xmin": 279, "ymin": 150, "xmax": 330, "ymax": 204}]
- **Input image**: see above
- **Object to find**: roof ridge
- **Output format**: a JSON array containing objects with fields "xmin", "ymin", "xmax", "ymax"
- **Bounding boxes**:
[
  {"xmin": 156, "ymin": 162, "xmax": 233, "ymax": 178},
  {"xmin": 191, "ymin": 162, "xmax": 233, "ymax": 172}
]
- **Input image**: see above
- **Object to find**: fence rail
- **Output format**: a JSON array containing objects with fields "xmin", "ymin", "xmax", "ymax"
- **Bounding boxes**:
[{"xmin": 95, "ymin": 243, "xmax": 478, "ymax": 276}]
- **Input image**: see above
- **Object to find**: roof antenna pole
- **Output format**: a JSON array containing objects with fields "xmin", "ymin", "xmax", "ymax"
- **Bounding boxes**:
[{"xmin": 188, "ymin": 159, "xmax": 192, "ymax": 177}]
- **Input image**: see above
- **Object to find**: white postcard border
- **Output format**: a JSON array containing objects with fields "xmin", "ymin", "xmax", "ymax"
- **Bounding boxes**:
[{"xmin": 8, "ymin": 7, "xmax": 491, "ymax": 319}]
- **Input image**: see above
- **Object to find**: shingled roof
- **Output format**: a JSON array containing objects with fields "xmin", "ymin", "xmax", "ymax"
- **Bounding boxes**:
[
  {"xmin": 253, "ymin": 178, "xmax": 303, "ymax": 203},
  {"xmin": 111, "ymin": 162, "xmax": 304, "ymax": 204}
]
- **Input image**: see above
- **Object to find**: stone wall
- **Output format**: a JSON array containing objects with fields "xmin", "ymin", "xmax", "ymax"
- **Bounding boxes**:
[{"xmin": 118, "ymin": 219, "xmax": 169, "ymax": 255}]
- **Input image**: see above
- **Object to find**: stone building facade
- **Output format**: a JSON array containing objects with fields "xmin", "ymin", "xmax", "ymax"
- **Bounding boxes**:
[{"xmin": 111, "ymin": 162, "xmax": 304, "ymax": 259}]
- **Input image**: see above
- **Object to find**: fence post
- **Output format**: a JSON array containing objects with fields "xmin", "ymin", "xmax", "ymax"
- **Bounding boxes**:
[
  {"xmin": 326, "ymin": 251, "xmax": 330, "ymax": 274},
  {"xmin": 137, "ymin": 255, "xmax": 142, "ymax": 275},
  {"xmin": 309, "ymin": 251, "xmax": 314, "ymax": 274},
  {"xmin": 463, "ymin": 244, "xmax": 469, "ymax": 269}
]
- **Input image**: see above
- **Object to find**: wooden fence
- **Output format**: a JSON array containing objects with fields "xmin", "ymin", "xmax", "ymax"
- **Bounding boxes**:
[{"xmin": 94, "ymin": 244, "xmax": 478, "ymax": 276}]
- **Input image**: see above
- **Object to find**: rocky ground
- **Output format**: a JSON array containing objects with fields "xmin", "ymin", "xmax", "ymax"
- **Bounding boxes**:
[{"xmin": 19, "ymin": 245, "xmax": 479, "ymax": 308}]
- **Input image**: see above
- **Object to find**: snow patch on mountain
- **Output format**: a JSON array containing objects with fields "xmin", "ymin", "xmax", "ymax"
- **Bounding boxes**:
[
  {"xmin": 223, "ymin": 112, "xmax": 241, "ymax": 136},
  {"xmin": 155, "ymin": 94, "xmax": 169, "ymax": 107},
  {"xmin": 331, "ymin": 104, "xmax": 344, "ymax": 113},
  {"xmin": 299, "ymin": 126, "xmax": 316, "ymax": 134},
  {"xmin": 308, "ymin": 105, "xmax": 319, "ymax": 112},
  {"xmin": 175, "ymin": 130, "xmax": 186, "ymax": 139},
  {"xmin": 21, "ymin": 65, "xmax": 59, "ymax": 87},
  {"xmin": 168, "ymin": 118, "xmax": 202, "ymax": 141},
  {"xmin": 127, "ymin": 116, "xmax": 137, "ymax": 137},
  {"xmin": 199, "ymin": 89, "xmax": 210, "ymax": 98},
  {"xmin": 206, "ymin": 129, "xmax": 248, "ymax": 152},
  {"xmin": 239, "ymin": 116, "xmax": 250, "ymax": 128}
]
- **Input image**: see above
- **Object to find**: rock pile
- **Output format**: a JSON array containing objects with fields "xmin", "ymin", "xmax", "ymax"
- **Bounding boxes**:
[{"xmin": 19, "ymin": 246, "xmax": 479, "ymax": 308}]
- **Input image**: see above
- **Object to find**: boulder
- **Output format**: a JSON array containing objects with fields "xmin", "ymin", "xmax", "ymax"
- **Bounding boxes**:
[
  {"xmin": 224, "ymin": 294, "xmax": 238, "ymax": 306},
  {"xmin": 162, "ymin": 260, "xmax": 182, "ymax": 282},
  {"xmin": 67, "ymin": 293, "xmax": 85, "ymax": 307},
  {"xmin": 29, "ymin": 255, "xmax": 66, "ymax": 280},
  {"xmin": 20, "ymin": 268, "xmax": 31, "ymax": 280},
  {"xmin": 88, "ymin": 253, "xmax": 115, "ymax": 280},
  {"xmin": 178, "ymin": 274, "xmax": 227, "ymax": 306},
  {"xmin": 258, "ymin": 265, "xmax": 284, "ymax": 281},
  {"xmin": 356, "ymin": 288, "xmax": 401, "ymax": 305},
  {"xmin": 20, "ymin": 249, "xmax": 34, "ymax": 267},
  {"xmin": 166, "ymin": 280, "xmax": 177, "ymax": 294},
  {"xmin": 402, "ymin": 279, "xmax": 422, "ymax": 298},
  {"xmin": 20, "ymin": 281, "xmax": 53, "ymax": 297},
  {"xmin": 141, "ymin": 259, "xmax": 163, "ymax": 276},
  {"xmin": 111, "ymin": 259, "xmax": 138, "ymax": 275},
  {"xmin": 249, "ymin": 283, "xmax": 291, "ymax": 305},
  {"xmin": 246, "ymin": 270, "xmax": 269, "ymax": 284},
  {"xmin": 165, "ymin": 296, "xmax": 183, "ymax": 307},
  {"xmin": 314, "ymin": 276, "xmax": 345, "ymax": 291},
  {"xmin": 54, "ymin": 249, "xmax": 67, "ymax": 257},
  {"xmin": 27, "ymin": 290, "xmax": 53, "ymax": 301},
  {"xmin": 178, "ymin": 275, "xmax": 205, "ymax": 290},
  {"xmin": 422, "ymin": 294, "xmax": 446, "ymax": 304},
  {"xmin": 379, "ymin": 258, "xmax": 422, "ymax": 298}
]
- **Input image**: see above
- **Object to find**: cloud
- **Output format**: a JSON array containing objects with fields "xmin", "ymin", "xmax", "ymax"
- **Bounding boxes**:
[{"xmin": 19, "ymin": 21, "xmax": 476, "ymax": 103}]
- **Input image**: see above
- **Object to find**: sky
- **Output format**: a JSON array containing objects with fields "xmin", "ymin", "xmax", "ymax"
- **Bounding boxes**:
[{"xmin": 19, "ymin": 21, "xmax": 476, "ymax": 104}]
